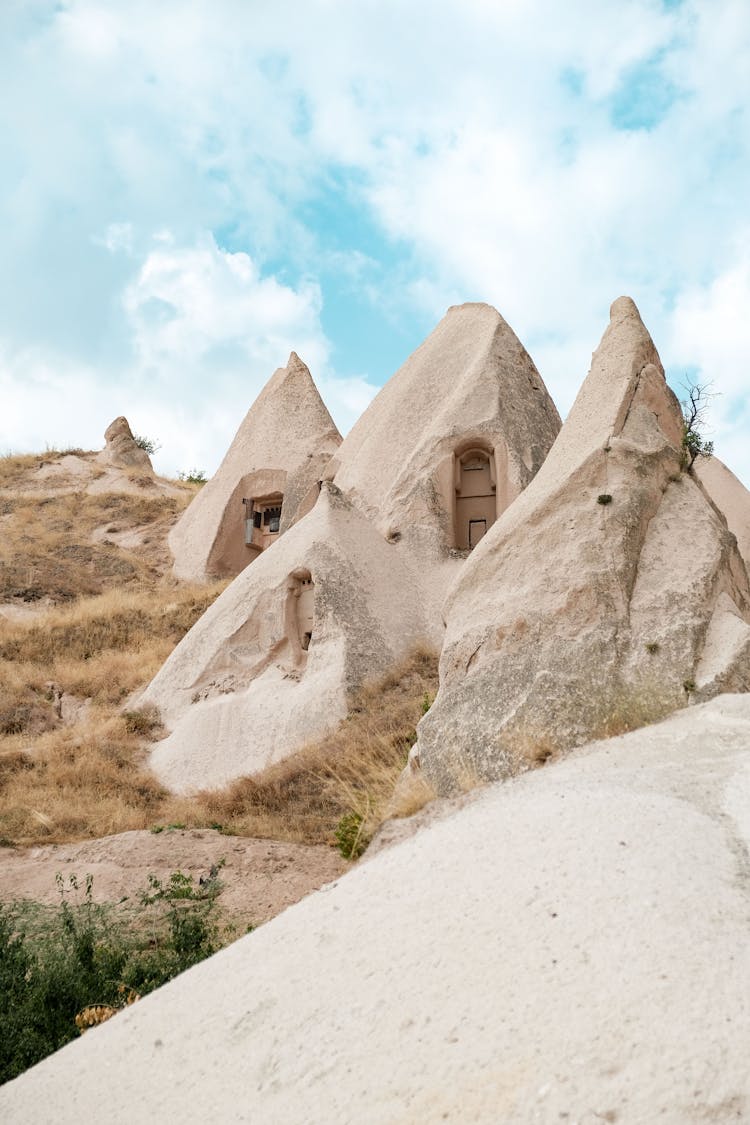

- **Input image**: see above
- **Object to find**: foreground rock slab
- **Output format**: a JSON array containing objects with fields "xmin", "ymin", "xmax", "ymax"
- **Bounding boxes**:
[{"xmin": 4, "ymin": 694, "xmax": 750, "ymax": 1123}]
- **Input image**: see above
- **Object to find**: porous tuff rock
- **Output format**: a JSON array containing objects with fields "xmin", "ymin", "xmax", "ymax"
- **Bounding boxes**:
[
  {"xmin": 4, "ymin": 694, "xmax": 750, "ymax": 1123},
  {"xmin": 329, "ymin": 302, "xmax": 561, "ymax": 636},
  {"xmin": 142, "ymin": 483, "xmax": 429, "ymax": 792},
  {"xmin": 96, "ymin": 416, "xmax": 153, "ymax": 472},
  {"xmin": 169, "ymin": 352, "xmax": 342, "ymax": 582},
  {"xmin": 415, "ymin": 296, "xmax": 750, "ymax": 794},
  {"xmin": 695, "ymin": 454, "xmax": 750, "ymax": 576}
]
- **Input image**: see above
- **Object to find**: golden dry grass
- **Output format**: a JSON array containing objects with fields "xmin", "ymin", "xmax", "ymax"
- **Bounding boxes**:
[
  {"xmin": 0, "ymin": 450, "xmax": 71, "ymax": 489},
  {"xmin": 0, "ymin": 452, "xmax": 440, "ymax": 852},
  {"xmin": 179, "ymin": 645, "xmax": 439, "ymax": 847},
  {"xmin": 0, "ymin": 582, "xmax": 228, "ymax": 843},
  {"xmin": 0, "ymin": 491, "xmax": 188, "ymax": 603},
  {"xmin": 0, "ymin": 642, "xmax": 438, "ymax": 848}
]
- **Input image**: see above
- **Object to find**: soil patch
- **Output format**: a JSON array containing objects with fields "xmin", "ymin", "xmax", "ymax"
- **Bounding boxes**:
[{"xmin": 0, "ymin": 828, "xmax": 347, "ymax": 931}]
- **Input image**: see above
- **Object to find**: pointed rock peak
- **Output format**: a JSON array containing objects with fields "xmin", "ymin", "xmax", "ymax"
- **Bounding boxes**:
[
  {"xmin": 286, "ymin": 350, "xmax": 307, "ymax": 371},
  {"xmin": 104, "ymin": 416, "xmax": 135, "ymax": 443},
  {"xmin": 445, "ymin": 300, "xmax": 502, "ymax": 317},
  {"xmin": 263, "ymin": 353, "xmax": 338, "ymax": 430},
  {"xmin": 508, "ymin": 297, "xmax": 670, "ymax": 510},
  {"xmin": 609, "ymin": 295, "xmax": 642, "ymax": 324},
  {"xmin": 169, "ymin": 352, "xmax": 342, "ymax": 583},
  {"xmin": 331, "ymin": 301, "xmax": 561, "ymax": 543},
  {"xmin": 99, "ymin": 415, "xmax": 153, "ymax": 472}
]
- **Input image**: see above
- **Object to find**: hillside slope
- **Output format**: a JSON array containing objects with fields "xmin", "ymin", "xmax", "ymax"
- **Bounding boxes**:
[{"xmin": 3, "ymin": 694, "xmax": 749, "ymax": 1123}]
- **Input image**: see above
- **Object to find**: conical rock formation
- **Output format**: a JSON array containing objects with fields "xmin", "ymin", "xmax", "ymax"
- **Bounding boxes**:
[
  {"xmin": 329, "ymin": 302, "xmax": 561, "ymax": 637},
  {"xmin": 97, "ymin": 416, "xmax": 154, "ymax": 473},
  {"xmin": 415, "ymin": 297, "xmax": 750, "ymax": 794},
  {"xmin": 142, "ymin": 483, "xmax": 429, "ymax": 792},
  {"xmin": 169, "ymin": 353, "xmax": 342, "ymax": 582}
]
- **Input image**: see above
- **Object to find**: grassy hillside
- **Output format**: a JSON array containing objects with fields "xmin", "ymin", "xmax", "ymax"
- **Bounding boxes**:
[{"xmin": 0, "ymin": 450, "xmax": 439, "ymax": 851}]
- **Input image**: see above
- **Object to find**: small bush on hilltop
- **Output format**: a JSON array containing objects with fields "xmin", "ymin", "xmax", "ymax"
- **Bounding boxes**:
[{"xmin": 132, "ymin": 435, "xmax": 161, "ymax": 456}]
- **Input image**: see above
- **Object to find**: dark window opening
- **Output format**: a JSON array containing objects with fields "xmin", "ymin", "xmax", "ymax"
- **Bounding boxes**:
[
  {"xmin": 253, "ymin": 511, "xmax": 262, "ymax": 528},
  {"xmin": 301, "ymin": 631, "xmax": 312, "ymax": 651}
]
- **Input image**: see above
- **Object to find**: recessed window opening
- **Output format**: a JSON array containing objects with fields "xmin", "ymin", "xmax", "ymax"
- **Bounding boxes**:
[
  {"xmin": 243, "ymin": 494, "xmax": 284, "ymax": 551},
  {"xmin": 288, "ymin": 570, "xmax": 315, "ymax": 657},
  {"xmin": 453, "ymin": 445, "xmax": 497, "ymax": 551}
]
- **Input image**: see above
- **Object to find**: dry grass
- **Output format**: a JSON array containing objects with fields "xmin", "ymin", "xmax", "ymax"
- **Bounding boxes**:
[
  {"xmin": 0, "ymin": 643, "xmax": 438, "ymax": 849},
  {"xmin": 0, "ymin": 453, "xmax": 440, "ymax": 853},
  {"xmin": 0, "ymin": 450, "xmax": 69, "ymax": 489},
  {"xmin": 0, "ymin": 582, "xmax": 228, "ymax": 844},
  {"xmin": 168, "ymin": 645, "xmax": 439, "ymax": 848},
  {"xmin": 0, "ymin": 491, "xmax": 188, "ymax": 603}
]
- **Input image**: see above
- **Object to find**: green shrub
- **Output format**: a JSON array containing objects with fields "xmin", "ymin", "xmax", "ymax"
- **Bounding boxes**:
[
  {"xmin": 335, "ymin": 811, "xmax": 366, "ymax": 860},
  {"xmin": 0, "ymin": 868, "xmax": 230, "ymax": 1085},
  {"xmin": 133, "ymin": 435, "xmax": 161, "ymax": 456},
  {"xmin": 177, "ymin": 469, "xmax": 207, "ymax": 485}
]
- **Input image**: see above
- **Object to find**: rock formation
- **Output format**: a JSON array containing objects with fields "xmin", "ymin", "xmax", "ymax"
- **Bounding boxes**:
[
  {"xmin": 169, "ymin": 353, "xmax": 342, "ymax": 582},
  {"xmin": 97, "ymin": 416, "xmax": 154, "ymax": 473},
  {"xmin": 329, "ymin": 302, "xmax": 561, "ymax": 637},
  {"xmin": 139, "ymin": 304, "xmax": 562, "ymax": 788},
  {"xmin": 415, "ymin": 297, "xmax": 750, "ymax": 793},
  {"xmin": 695, "ymin": 454, "xmax": 750, "ymax": 576},
  {"xmin": 143, "ymin": 483, "xmax": 428, "ymax": 792},
  {"xmin": 4, "ymin": 694, "xmax": 750, "ymax": 1122}
]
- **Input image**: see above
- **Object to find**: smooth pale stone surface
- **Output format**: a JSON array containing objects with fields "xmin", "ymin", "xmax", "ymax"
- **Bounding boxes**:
[
  {"xmin": 3, "ymin": 694, "xmax": 750, "ymax": 1124},
  {"xmin": 331, "ymin": 301, "xmax": 561, "ymax": 640}
]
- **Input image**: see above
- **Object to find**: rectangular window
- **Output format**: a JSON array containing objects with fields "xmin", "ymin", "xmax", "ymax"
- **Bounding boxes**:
[{"xmin": 253, "ymin": 511, "xmax": 262, "ymax": 529}]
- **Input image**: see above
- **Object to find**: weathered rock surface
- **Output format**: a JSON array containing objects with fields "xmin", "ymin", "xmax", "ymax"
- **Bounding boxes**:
[
  {"xmin": 169, "ymin": 353, "xmax": 342, "ymax": 582},
  {"xmin": 4, "ymin": 694, "xmax": 750, "ymax": 1124},
  {"xmin": 696, "ymin": 453, "xmax": 750, "ymax": 576},
  {"xmin": 330, "ymin": 302, "xmax": 561, "ymax": 639},
  {"xmin": 143, "ymin": 483, "xmax": 429, "ymax": 792},
  {"xmin": 416, "ymin": 297, "xmax": 750, "ymax": 793},
  {"xmin": 96, "ymin": 416, "xmax": 154, "ymax": 473}
]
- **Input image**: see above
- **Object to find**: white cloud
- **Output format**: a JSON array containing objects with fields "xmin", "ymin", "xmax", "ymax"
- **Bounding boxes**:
[
  {"xmin": 124, "ymin": 234, "xmax": 328, "ymax": 375},
  {"xmin": 667, "ymin": 245, "xmax": 750, "ymax": 473},
  {"xmin": 2, "ymin": 0, "xmax": 750, "ymax": 480},
  {"xmin": 0, "ymin": 235, "xmax": 377, "ymax": 475}
]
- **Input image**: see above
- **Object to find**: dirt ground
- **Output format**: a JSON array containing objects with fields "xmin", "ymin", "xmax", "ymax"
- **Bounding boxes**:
[{"xmin": 0, "ymin": 828, "xmax": 348, "ymax": 931}]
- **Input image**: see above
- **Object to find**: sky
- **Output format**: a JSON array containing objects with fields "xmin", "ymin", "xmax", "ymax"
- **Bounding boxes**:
[{"xmin": 1, "ymin": 0, "xmax": 749, "ymax": 481}]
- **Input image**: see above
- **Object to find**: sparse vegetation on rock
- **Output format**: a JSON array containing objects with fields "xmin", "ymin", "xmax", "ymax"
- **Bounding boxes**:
[{"xmin": 680, "ymin": 379, "xmax": 715, "ymax": 470}]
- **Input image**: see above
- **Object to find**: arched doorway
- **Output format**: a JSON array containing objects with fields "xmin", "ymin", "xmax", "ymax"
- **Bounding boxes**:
[{"xmin": 454, "ymin": 447, "xmax": 497, "ymax": 550}]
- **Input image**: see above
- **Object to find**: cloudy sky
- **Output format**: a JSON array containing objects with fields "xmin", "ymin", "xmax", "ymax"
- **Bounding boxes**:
[{"xmin": 2, "ymin": 0, "xmax": 749, "ymax": 481}]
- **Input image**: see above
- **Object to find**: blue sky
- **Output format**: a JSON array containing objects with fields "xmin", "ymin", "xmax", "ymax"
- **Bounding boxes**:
[{"xmin": 1, "ymin": 0, "xmax": 750, "ymax": 482}]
